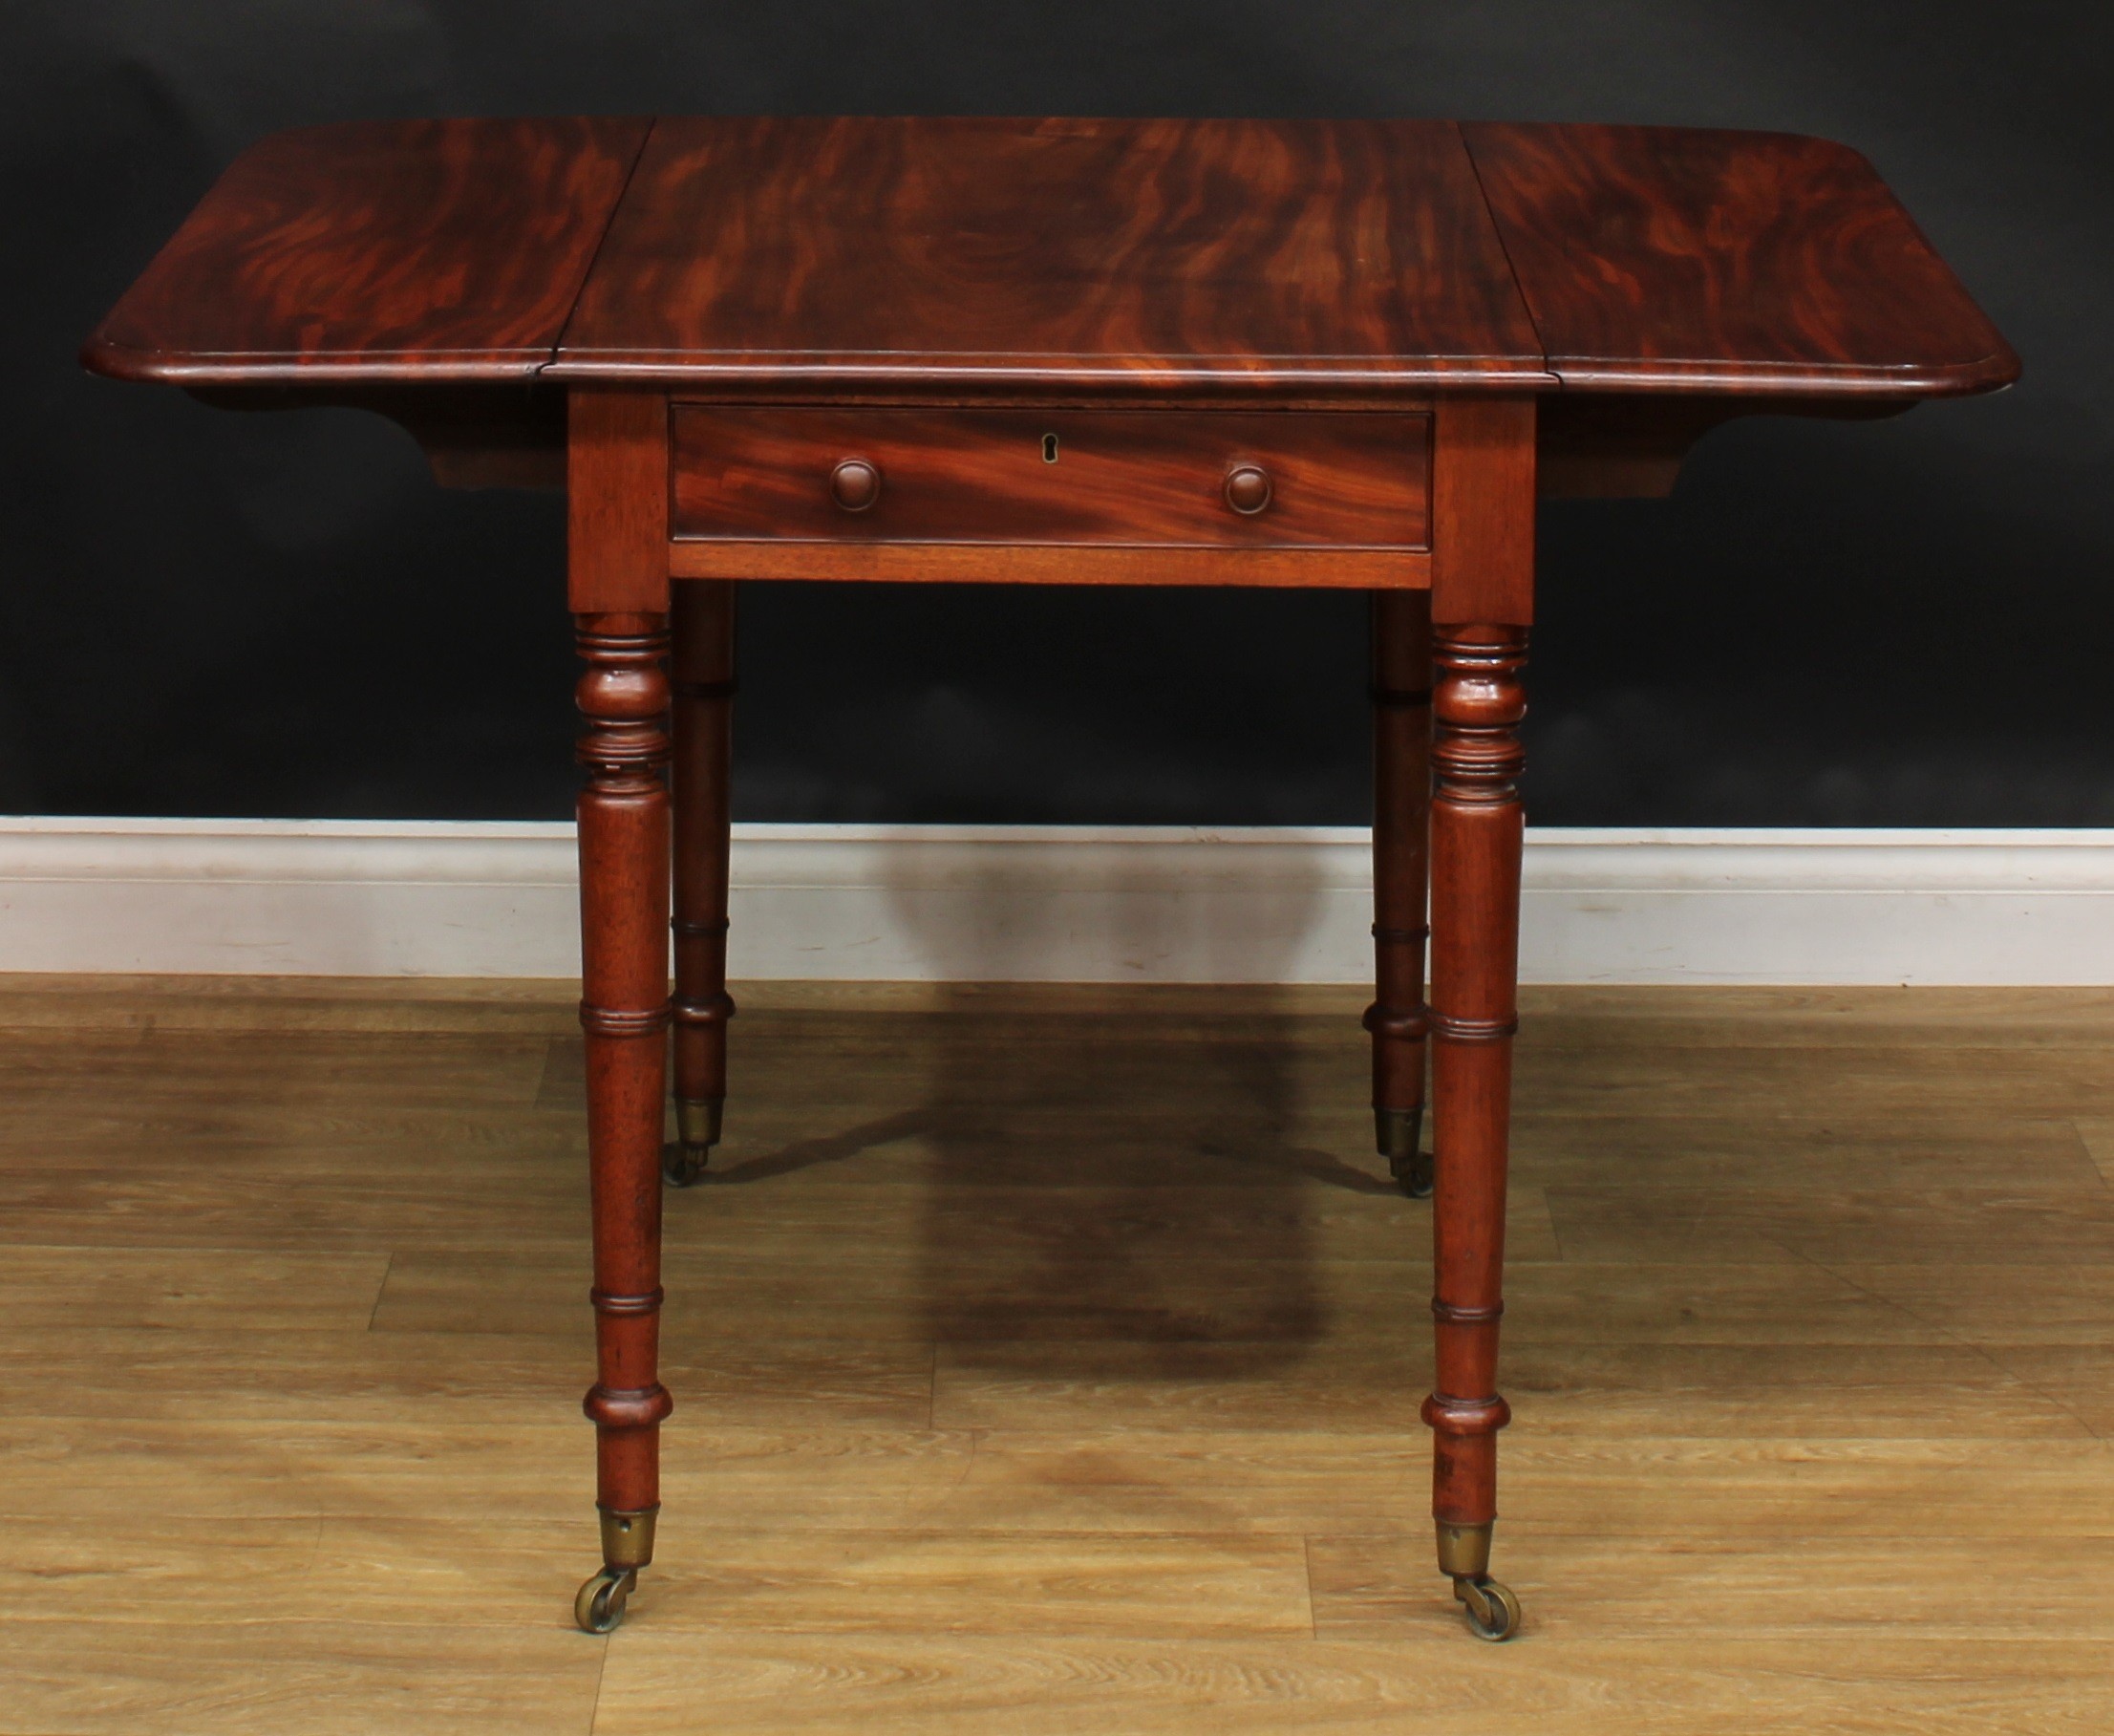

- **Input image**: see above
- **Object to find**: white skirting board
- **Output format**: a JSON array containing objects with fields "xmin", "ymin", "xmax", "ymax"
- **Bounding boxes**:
[{"xmin": 0, "ymin": 818, "xmax": 2110, "ymax": 984}]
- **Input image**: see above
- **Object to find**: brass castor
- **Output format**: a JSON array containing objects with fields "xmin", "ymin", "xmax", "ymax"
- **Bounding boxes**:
[
  {"xmin": 1453, "ymin": 1575, "xmax": 1522, "ymax": 1641},
  {"xmin": 574, "ymin": 1565, "xmax": 636, "ymax": 1634},
  {"xmin": 661, "ymin": 1140, "xmax": 708, "ymax": 1188},
  {"xmin": 1376, "ymin": 1106, "xmax": 1433, "ymax": 1199},
  {"xmin": 1395, "ymin": 1147, "xmax": 1435, "ymax": 1201},
  {"xmin": 662, "ymin": 1097, "xmax": 723, "ymax": 1188}
]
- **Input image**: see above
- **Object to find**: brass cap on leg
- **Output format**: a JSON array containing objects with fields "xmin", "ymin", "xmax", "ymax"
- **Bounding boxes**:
[
  {"xmin": 675, "ymin": 1097, "xmax": 723, "ymax": 1151},
  {"xmin": 599, "ymin": 1505, "xmax": 659, "ymax": 1570},
  {"xmin": 1438, "ymin": 1521, "xmax": 1521, "ymax": 1639},
  {"xmin": 1436, "ymin": 1519, "xmax": 1493, "ymax": 1581},
  {"xmin": 665, "ymin": 1098, "xmax": 724, "ymax": 1186},
  {"xmin": 1377, "ymin": 1107, "xmax": 1431, "ymax": 1197},
  {"xmin": 1376, "ymin": 1105, "xmax": 1421, "ymax": 1165}
]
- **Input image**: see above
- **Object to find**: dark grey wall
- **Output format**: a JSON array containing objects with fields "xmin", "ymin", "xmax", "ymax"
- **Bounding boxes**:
[{"xmin": 7, "ymin": 3, "xmax": 2108, "ymax": 825}]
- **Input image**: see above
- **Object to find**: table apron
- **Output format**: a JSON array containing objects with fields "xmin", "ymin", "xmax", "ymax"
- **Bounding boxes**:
[{"xmin": 664, "ymin": 541, "xmax": 1431, "ymax": 587}]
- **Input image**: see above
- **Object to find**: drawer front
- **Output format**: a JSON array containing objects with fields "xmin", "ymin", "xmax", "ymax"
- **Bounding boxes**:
[{"xmin": 670, "ymin": 408, "xmax": 1430, "ymax": 548}]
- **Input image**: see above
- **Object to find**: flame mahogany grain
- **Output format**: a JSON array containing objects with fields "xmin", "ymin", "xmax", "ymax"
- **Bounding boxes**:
[
  {"xmin": 551, "ymin": 117, "xmax": 1548, "ymax": 396},
  {"xmin": 81, "ymin": 111, "xmax": 2020, "ymax": 1637},
  {"xmin": 1463, "ymin": 122, "xmax": 2020, "ymax": 398},
  {"xmin": 84, "ymin": 117, "xmax": 2020, "ymax": 500},
  {"xmin": 669, "ymin": 407, "xmax": 1432, "ymax": 548},
  {"xmin": 84, "ymin": 117, "xmax": 2017, "ymax": 412},
  {"xmin": 84, "ymin": 118, "xmax": 651, "ymax": 386}
]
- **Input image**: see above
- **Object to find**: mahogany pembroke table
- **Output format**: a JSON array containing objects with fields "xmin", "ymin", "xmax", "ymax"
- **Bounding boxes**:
[{"xmin": 84, "ymin": 116, "xmax": 2017, "ymax": 1640}]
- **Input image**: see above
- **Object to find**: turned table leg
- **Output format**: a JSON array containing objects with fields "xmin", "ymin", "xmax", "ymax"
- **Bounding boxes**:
[
  {"xmin": 665, "ymin": 578, "xmax": 737, "ymax": 1187},
  {"xmin": 572, "ymin": 611, "xmax": 675, "ymax": 1634},
  {"xmin": 1366, "ymin": 589, "xmax": 1435, "ymax": 1198},
  {"xmin": 1422, "ymin": 621, "xmax": 1527, "ymax": 1641}
]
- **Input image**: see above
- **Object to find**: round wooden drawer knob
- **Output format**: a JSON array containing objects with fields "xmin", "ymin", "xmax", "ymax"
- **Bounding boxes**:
[
  {"xmin": 830, "ymin": 458, "xmax": 882, "ymax": 511},
  {"xmin": 1224, "ymin": 463, "xmax": 1271, "ymax": 515}
]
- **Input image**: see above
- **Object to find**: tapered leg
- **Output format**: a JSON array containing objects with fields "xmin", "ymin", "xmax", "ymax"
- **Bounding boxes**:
[
  {"xmin": 665, "ymin": 579, "xmax": 737, "ymax": 1188},
  {"xmin": 572, "ymin": 611, "xmax": 674, "ymax": 1635},
  {"xmin": 1365, "ymin": 589, "xmax": 1435, "ymax": 1198},
  {"xmin": 1421, "ymin": 622, "xmax": 1527, "ymax": 1641}
]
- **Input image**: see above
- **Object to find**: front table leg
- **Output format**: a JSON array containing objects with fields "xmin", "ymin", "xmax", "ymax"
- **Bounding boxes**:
[
  {"xmin": 572, "ymin": 611, "xmax": 675, "ymax": 1634},
  {"xmin": 1422, "ymin": 622, "xmax": 1527, "ymax": 1641}
]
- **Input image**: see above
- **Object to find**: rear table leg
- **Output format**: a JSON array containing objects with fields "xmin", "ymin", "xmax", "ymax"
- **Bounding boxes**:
[
  {"xmin": 665, "ymin": 578, "xmax": 737, "ymax": 1188},
  {"xmin": 1365, "ymin": 589, "xmax": 1435, "ymax": 1198}
]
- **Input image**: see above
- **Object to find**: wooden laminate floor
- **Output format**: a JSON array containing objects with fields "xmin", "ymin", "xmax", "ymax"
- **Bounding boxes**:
[{"xmin": 2, "ymin": 975, "xmax": 2112, "ymax": 1733}]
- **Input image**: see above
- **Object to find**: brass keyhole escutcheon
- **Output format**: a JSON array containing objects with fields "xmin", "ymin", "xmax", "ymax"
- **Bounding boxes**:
[
  {"xmin": 1225, "ymin": 462, "xmax": 1271, "ymax": 515},
  {"xmin": 1042, "ymin": 433, "xmax": 1059, "ymax": 462},
  {"xmin": 829, "ymin": 458, "xmax": 882, "ymax": 511}
]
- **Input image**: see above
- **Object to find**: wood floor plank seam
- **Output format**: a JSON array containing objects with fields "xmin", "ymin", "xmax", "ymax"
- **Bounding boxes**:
[
  {"xmin": 1798, "ymin": 1251, "xmax": 2113, "ymax": 1445},
  {"xmin": 6, "ymin": 976, "xmax": 2114, "ymax": 1729},
  {"xmin": 364, "ymin": 1251, "xmax": 394, "ymax": 1335},
  {"xmin": 2072, "ymin": 1117, "xmax": 2114, "ymax": 1191}
]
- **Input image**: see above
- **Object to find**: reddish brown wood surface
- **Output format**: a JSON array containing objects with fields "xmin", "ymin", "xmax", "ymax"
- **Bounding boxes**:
[
  {"xmin": 1463, "ymin": 123, "xmax": 2019, "ymax": 397},
  {"xmin": 671, "ymin": 408, "xmax": 1431, "ymax": 547},
  {"xmin": 1422, "ymin": 622, "xmax": 1527, "ymax": 1538},
  {"xmin": 1365, "ymin": 590, "xmax": 1434, "ymax": 1191},
  {"xmin": 669, "ymin": 580, "xmax": 737, "ymax": 1156},
  {"xmin": 553, "ymin": 117, "xmax": 1547, "ymax": 395},
  {"xmin": 573, "ymin": 611, "xmax": 673, "ymax": 1524},
  {"xmin": 84, "ymin": 116, "xmax": 2018, "ymax": 411},
  {"xmin": 568, "ymin": 392, "xmax": 670, "ymax": 615},
  {"xmin": 85, "ymin": 118, "xmax": 651, "ymax": 385},
  {"xmin": 1431, "ymin": 398, "xmax": 1537, "ymax": 626},
  {"xmin": 79, "ymin": 110, "xmax": 2023, "ymax": 1640},
  {"xmin": 666, "ymin": 541, "xmax": 1430, "ymax": 589}
]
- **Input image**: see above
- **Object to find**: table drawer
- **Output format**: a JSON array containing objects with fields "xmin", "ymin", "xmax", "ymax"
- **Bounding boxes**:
[{"xmin": 670, "ymin": 408, "xmax": 1430, "ymax": 548}]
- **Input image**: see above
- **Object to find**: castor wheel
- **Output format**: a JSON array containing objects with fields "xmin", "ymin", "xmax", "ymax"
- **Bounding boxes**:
[
  {"xmin": 575, "ymin": 1565, "xmax": 636, "ymax": 1634},
  {"xmin": 1376, "ymin": 1107, "xmax": 1432, "ymax": 1199},
  {"xmin": 661, "ymin": 1140, "xmax": 709, "ymax": 1188},
  {"xmin": 1453, "ymin": 1575, "xmax": 1522, "ymax": 1641},
  {"xmin": 1392, "ymin": 1148, "xmax": 1434, "ymax": 1200},
  {"xmin": 664, "ymin": 1098, "xmax": 722, "ymax": 1188}
]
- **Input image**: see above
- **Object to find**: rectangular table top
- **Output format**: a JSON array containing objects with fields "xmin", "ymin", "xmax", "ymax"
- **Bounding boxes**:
[{"xmin": 84, "ymin": 116, "xmax": 2017, "ymax": 403}]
